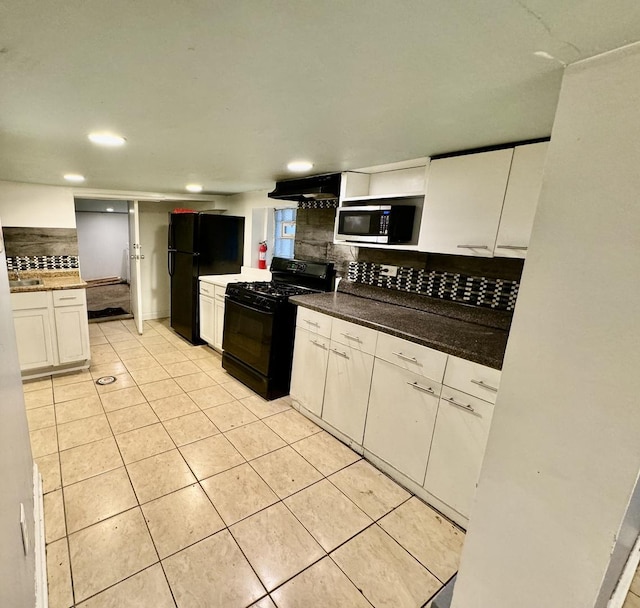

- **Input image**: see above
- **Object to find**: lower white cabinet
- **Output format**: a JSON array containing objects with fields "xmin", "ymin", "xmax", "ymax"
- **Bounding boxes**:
[
  {"xmin": 213, "ymin": 287, "xmax": 226, "ymax": 351},
  {"xmin": 290, "ymin": 327, "xmax": 330, "ymax": 416},
  {"xmin": 199, "ymin": 281, "xmax": 231, "ymax": 352},
  {"xmin": 13, "ymin": 300, "xmax": 55, "ymax": 370},
  {"xmin": 199, "ymin": 293, "xmax": 215, "ymax": 346},
  {"xmin": 364, "ymin": 358, "xmax": 440, "ymax": 484}
]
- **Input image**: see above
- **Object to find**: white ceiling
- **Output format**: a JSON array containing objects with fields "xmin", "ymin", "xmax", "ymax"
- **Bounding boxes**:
[{"xmin": 2, "ymin": 1, "xmax": 640, "ymax": 195}]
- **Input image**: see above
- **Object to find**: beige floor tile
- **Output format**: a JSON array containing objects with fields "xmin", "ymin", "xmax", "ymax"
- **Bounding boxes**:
[
  {"xmin": 92, "ymin": 342, "xmax": 119, "ymax": 355},
  {"xmin": 224, "ymin": 421, "xmax": 286, "ymax": 460},
  {"xmin": 174, "ymin": 371, "xmax": 217, "ymax": 392},
  {"xmin": 284, "ymin": 479, "xmax": 372, "ymax": 551},
  {"xmin": 52, "ymin": 370, "xmax": 93, "ymax": 387},
  {"xmin": 154, "ymin": 350, "xmax": 189, "ymax": 365},
  {"xmin": 163, "ymin": 411, "xmax": 219, "ymax": 446},
  {"xmin": 57, "ymin": 413, "xmax": 112, "ymax": 451},
  {"xmin": 30, "ymin": 426, "xmax": 58, "ymax": 458},
  {"xmin": 54, "ymin": 380, "xmax": 98, "ymax": 403},
  {"xmin": 230, "ymin": 502, "xmax": 324, "ymax": 591},
  {"xmin": 90, "ymin": 349, "xmax": 122, "ymax": 366},
  {"xmin": 149, "ymin": 392, "xmax": 199, "ymax": 421},
  {"xmin": 263, "ymin": 409, "xmax": 322, "ymax": 444},
  {"xmin": 218, "ymin": 376, "xmax": 254, "ymax": 399},
  {"xmin": 24, "ymin": 387, "xmax": 54, "ymax": 409},
  {"xmin": 379, "ymin": 497, "xmax": 465, "ymax": 582},
  {"xmin": 116, "ymin": 345, "xmax": 149, "ymax": 359},
  {"xmin": 79, "ymin": 563, "xmax": 175, "ymax": 608},
  {"xmin": 163, "ymin": 530, "xmax": 265, "ymax": 608},
  {"xmin": 272, "ymin": 557, "xmax": 371, "ymax": 608},
  {"xmin": 44, "ymin": 489, "xmax": 66, "ymax": 544},
  {"xmin": 180, "ymin": 434, "xmax": 245, "ymax": 480},
  {"xmin": 188, "ymin": 384, "xmax": 236, "ymax": 409},
  {"xmin": 35, "ymin": 452, "xmax": 61, "ymax": 494},
  {"xmin": 291, "ymin": 431, "xmax": 361, "ymax": 476},
  {"xmin": 129, "ymin": 366, "xmax": 171, "ymax": 386},
  {"xmin": 624, "ymin": 593, "xmax": 640, "ymax": 608},
  {"xmin": 201, "ymin": 463, "xmax": 279, "ymax": 526},
  {"xmin": 241, "ymin": 394, "xmax": 291, "ymax": 419},
  {"xmin": 107, "ymin": 332, "xmax": 142, "ymax": 345},
  {"xmin": 138, "ymin": 333, "xmax": 171, "ymax": 347},
  {"xmin": 64, "ymin": 467, "xmax": 138, "ymax": 533},
  {"xmin": 124, "ymin": 355, "xmax": 160, "ymax": 372},
  {"xmin": 26, "ymin": 405, "xmax": 56, "ymax": 431},
  {"xmin": 95, "ymin": 372, "xmax": 137, "ymax": 394},
  {"xmin": 89, "ymin": 334, "xmax": 109, "ymax": 346},
  {"xmin": 46, "ymin": 538, "xmax": 73, "ymax": 608},
  {"xmin": 203, "ymin": 401, "xmax": 258, "ymax": 432},
  {"xmin": 249, "ymin": 597, "xmax": 277, "ymax": 608},
  {"xmin": 23, "ymin": 376, "xmax": 52, "ymax": 393},
  {"xmin": 250, "ymin": 446, "xmax": 322, "ymax": 499},
  {"xmin": 194, "ymin": 356, "xmax": 223, "ymax": 372},
  {"xmin": 142, "ymin": 484, "xmax": 225, "ymax": 558},
  {"xmin": 138, "ymin": 377, "xmax": 183, "ymax": 401},
  {"xmin": 184, "ymin": 346, "xmax": 217, "ymax": 361},
  {"xmin": 127, "ymin": 449, "xmax": 196, "ymax": 504},
  {"xmin": 106, "ymin": 403, "xmax": 160, "ymax": 434},
  {"xmin": 89, "ymin": 324, "xmax": 104, "ymax": 337},
  {"xmin": 163, "ymin": 360, "xmax": 201, "ymax": 377},
  {"xmin": 100, "ymin": 386, "xmax": 147, "ymax": 412},
  {"xmin": 90, "ymin": 361, "xmax": 128, "ymax": 378},
  {"xmin": 144, "ymin": 342, "xmax": 178, "ymax": 356},
  {"xmin": 60, "ymin": 436, "xmax": 123, "ymax": 486},
  {"xmin": 55, "ymin": 395, "xmax": 103, "ymax": 424},
  {"xmin": 69, "ymin": 507, "xmax": 158, "ymax": 603},
  {"xmin": 115, "ymin": 423, "xmax": 175, "ymax": 464},
  {"xmin": 329, "ymin": 460, "xmax": 410, "ymax": 520},
  {"xmin": 332, "ymin": 525, "xmax": 441, "ymax": 608},
  {"xmin": 631, "ymin": 566, "xmax": 640, "ymax": 596},
  {"xmin": 206, "ymin": 367, "xmax": 232, "ymax": 383}
]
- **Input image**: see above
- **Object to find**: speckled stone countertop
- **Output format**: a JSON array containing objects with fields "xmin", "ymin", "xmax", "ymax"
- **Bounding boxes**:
[
  {"xmin": 8, "ymin": 270, "xmax": 87, "ymax": 293},
  {"xmin": 290, "ymin": 281, "xmax": 511, "ymax": 370}
]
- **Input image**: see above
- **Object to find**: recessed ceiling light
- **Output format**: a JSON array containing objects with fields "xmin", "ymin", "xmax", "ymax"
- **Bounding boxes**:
[
  {"xmin": 287, "ymin": 160, "xmax": 314, "ymax": 173},
  {"xmin": 106, "ymin": 207, "xmax": 114, "ymax": 212},
  {"xmin": 88, "ymin": 132, "xmax": 126, "ymax": 147},
  {"xmin": 63, "ymin": 173, "xmax": 85, "ymax": 182},
  {"xmin": 186, "ymin": 184, "xmax": 203, "ymax": 193}
]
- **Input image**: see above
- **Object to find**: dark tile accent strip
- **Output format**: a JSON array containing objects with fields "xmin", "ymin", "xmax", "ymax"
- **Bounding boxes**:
[
  {"xmin": 297, "ymin": 199, "xmax": 339, "ymax": 209},
  {"xmin": 7, "ymin": 255, "xmax": 80, "ymax": 272}
]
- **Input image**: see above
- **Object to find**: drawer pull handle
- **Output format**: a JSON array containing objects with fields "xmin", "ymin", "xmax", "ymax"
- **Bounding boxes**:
[
  {"xmin": 407, "ymin": 381, "xmax": 434, "ymax": 395},
  {"xmin": 201, "ymin": 290, "xmax": 211, "ymax": 295},
  {"xmin": 304, "ymin": 320, "xmax": 320, "ymax": 327},
  {"xmin": 310, "ymin": 339, "xmax": 327, "ymax": 350},
  {"xmin": 393, "ymin": 351, "xmax": 418, "ymax": 363},
  {"xmin": 341, "ymin": 332, "xmax": 362, "ymax": 343},
  {"xmin": 446, "ymin": 396, "xmax": 476, "ymax": 413},
  {"xmin": 330, "ymin": 348, "xmax": 349, "ymax": 359},
  {"xmin": 457, "ymin": 245, "xmax": 490, "ymax": 250},
  {"xmin": 470, "ymin": 379, "xmax": 498, "ymax": 392},
  {"xmin": 496, "ymin": 245, "xmax": 528, "ymax": 251},
  {"xmin": 58, "ymin": 296, "xmax": 77, "ymax": 301}
]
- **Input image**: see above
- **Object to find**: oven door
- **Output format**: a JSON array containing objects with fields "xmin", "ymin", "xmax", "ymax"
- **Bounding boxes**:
[{"xmin": 222, "ymin": 298, "xmax": 274, "ymax": 375}]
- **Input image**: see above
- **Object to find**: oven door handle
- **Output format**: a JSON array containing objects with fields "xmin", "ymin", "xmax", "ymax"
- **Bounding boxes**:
[{"xmin": 226, "ymin": 299, "xmax": 275, "ymax": 317}]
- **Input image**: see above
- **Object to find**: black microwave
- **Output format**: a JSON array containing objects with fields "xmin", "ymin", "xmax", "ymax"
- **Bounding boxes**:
[{"xmin": 334, "ymin": 205, "xmax": 416, "ymax": 244}]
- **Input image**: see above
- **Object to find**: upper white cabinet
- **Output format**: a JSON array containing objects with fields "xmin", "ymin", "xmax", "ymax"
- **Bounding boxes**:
[
  {"xmin": 422, "ymin": 148, "xmax": 514, "ymax": 257},
  {"xmin": 494, "ymin": 141, "xmax": 549, "ymax": 258}
]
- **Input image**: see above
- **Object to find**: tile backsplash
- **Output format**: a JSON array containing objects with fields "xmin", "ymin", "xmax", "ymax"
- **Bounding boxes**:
[
  {"xmin": 7, "ymin": 255, "xmax": 80, "ymax": 272},
  {"xmin": 3, "ymin": 227, "xmax": 80, "ymax": 272}
]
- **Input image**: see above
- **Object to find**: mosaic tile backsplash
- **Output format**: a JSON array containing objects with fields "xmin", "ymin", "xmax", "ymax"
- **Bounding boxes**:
[
  {"xmin": 297, "ymin": 199, "xmax": 339, "ymax": 210},
  {"xmin": 7, "ymin": 255, "xmax": 80, "ymax": 272},
  {"xmin": 347, "ymin": 261, "xmax": 519, "ymax": 311}
]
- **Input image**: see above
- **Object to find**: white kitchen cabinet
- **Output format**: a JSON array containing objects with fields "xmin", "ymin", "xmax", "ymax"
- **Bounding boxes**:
[
  {"xmin": 494, "ymin": 141, "xmax": 549, "ymax": 258},
  {"xmin": 12, "ymin": 297, "xmax": 55, "ymax": 370},
  {"xmin": 213, "ymin": 287, "xmax": 225, "ymax": 351},
  {"xmin": 199, "ymin": 293, "xmax": 215, "ymax": 346},
  {"xmin": 53, "ymin": 289, "xmax": 90, "ymax": 364},
  {"xmin": 422, "ymin": 148, "xmax": 514, "ymax": 256},
  {"xmin": 443, "ymin": 355, "xmax": 501, "ymax": 404},
  {"xmin": 364, "ymin": 358, "xmax": 441, "ymax": 483},
  {"xmin": 374, "ymin": 331, "xmax": 447, "ymax": 382},
  {"xmin": 290, "ymin": 326, "xmax": 330, "ymax": 416},
  {"xmin": 423, "ymin": 387, "xmax": 495, "ymax": 518}
]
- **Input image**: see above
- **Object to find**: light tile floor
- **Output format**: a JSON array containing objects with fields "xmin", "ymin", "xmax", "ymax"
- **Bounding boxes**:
[{"xmin": 26, "ymin": 318, "xmax": 466, "ymax": 608}]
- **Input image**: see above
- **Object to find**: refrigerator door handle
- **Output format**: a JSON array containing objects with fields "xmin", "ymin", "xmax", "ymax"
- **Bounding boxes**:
[{"xmin": 168, "ymin": 249, "xmax": 176, "ymax": 277}]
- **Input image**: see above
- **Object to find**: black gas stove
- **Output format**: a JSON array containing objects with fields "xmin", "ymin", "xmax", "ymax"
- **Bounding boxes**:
[{"xmin": 222, "ymin": 257, "xmax": 335, "ymax": 400}]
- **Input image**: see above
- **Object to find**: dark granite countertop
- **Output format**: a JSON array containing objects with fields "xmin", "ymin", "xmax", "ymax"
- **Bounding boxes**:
[{"xmin": 290, "ymin": 282, "xmax": 511, "ymax": 370}]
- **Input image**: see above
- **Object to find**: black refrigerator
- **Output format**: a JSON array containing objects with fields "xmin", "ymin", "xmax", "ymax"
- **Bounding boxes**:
[{"xmin": 168, "ymin": 211, "xmax": 244, "ymax": 344}]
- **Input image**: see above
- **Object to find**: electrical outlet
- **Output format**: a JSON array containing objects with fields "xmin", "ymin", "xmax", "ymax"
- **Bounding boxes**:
[
  {"xmin": 379, "ymin": 264, "xmax": 398, "ymax": 278},
  {"xmin": 20, "ymin": 503, "xmax": 29, "ymax": 555}
]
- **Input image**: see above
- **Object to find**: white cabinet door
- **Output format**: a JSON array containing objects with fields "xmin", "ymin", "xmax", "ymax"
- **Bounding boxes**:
[
  {"xmin": 199, "ymin": 294, "xmax": 215, "ymax": 346},
  {"xmin": 495, "ymin": 141, "xmax": 549, "ymax": 258},
  {"xmin": 364, "ymin": 359, "xmax": 440, "ymax": 484},
  {"xmin": 322, "ymin": 341, "xmax": 375, "ymax": 444},
  {"xmin": 424, "ymin": 387, "xmax": 495, "ymax": 518},
  {"xmin": 13, "ymin": 307, "xmax": 55, "ymax": 370},
  {"xmin": 423, "ymin": 148, "xmax": 514, "ymax": 256},
  {"xmin": 54, "ymin": 305, "xmax": 90, "ymax": 364},
  {"xmin": 213, "ymin": 296, "xmax": 225, "ymax": 351},
  {"xmin": 290, "ymin": 327, "xmax": 330, "ymax": 416}
]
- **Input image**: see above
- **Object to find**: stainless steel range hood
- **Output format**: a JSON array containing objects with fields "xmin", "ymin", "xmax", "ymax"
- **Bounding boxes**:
[{"xmin": 268, "ymin": 173, "xmax": 341, "ymax": 202}]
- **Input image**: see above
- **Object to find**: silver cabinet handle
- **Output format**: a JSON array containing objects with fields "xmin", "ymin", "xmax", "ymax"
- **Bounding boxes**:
[
  {"xmin": 58, "ymin": 296, "xmax": 77, "ymax": 301},
  {"xmin": 341, "ymin": 332, "xmax": 362, "ymax": 343},
  {"xmin": 393, "ymin": 351, "xmax": 418, "ymax": 363},
  {"xmin": 407, "ymin": 381, "xmax": 434, "ymax": 395},
  {"xmin": 446, "ymin": 396, "xmax": 475, "ymax": 413},
  {"xmin": 330, "ymin": 348, "xmax": 349, "ymax": 359},
  {"xmin": 201, "ymin": 288, "xmax": 211, "ymax": 295},
  {"xmin": 304, "ymin": 319, "xmax": 320, "ymax": 327},
  {"xmin": 310, "ymin": 339, "xmax": 327, "ymax": 350},
  {"xmin": 470, "ymin": 379, "xmax": 498, "ymax": 392},
  {"xmin": 457, "ymin": 245, "xmax": 490, "ymax": 250},
  {"xmin": 496, "ymin": 245, "xmax": 528, "ymax": 250}
]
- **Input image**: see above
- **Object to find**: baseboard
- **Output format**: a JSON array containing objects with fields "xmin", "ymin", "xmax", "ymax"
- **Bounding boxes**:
[
  {"xmin": 142, "ymin": 310, "xmax": 170, "ymax": 321},
  {"xmin": 33, "ymin": 463, "xmax": 48, "ymax": 608}
]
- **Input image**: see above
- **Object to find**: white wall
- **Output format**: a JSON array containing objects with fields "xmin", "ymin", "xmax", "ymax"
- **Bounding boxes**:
[
  {"xmin": 75, "ymin": 212, "xmax": 129, "ymax": 280},
  {"xmin": 452, "ymin": 43, "xmax": 640, "ymax": 608},
  {"xmin": 0, "ymin": 181, "xmax": 76, "ymax": 227}
]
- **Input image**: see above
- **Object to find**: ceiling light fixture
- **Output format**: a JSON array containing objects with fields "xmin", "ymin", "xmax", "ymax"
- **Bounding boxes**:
[
  {"xmin": 287, "ymin": 160, "xmax": 313, "ymax": 173},
  {"xmin": 106, "ymin": 207, "xmax": 114, "ymax": 212},
  {"xmin": 88, "ymin": 132, "xmax": 127, "ymax": 147},
  {"xmin": 186, "ymin": 184, "xmax": 203, "ymax": 193},
  {"xmin": 63, "ymin": 173, "xmax": 85, "ymax": 183}
]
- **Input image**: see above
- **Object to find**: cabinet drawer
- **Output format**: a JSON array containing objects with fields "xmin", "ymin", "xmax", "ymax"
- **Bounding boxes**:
[
  {"xmin": 330, "ymin": 317, "xmax": 378, "ymax": 354},
  {"xmin": 11, "ymin": 291, "xmax": 49, "ymax": 310},
  {"xmin": 214, "ymin": 286, "xmax": 226, "ymax": 300},
  {"xmin": 53, "ymin": 289, "xmax": 86, "ymax": 308},
  {"xmin": 199, "ymin": 282, "xmax": 215, "ymax": 297},
  {"xmin": 375, "ymin": 332, "xmax": 447, "ymax": 383},
  {"xmin": 443, "ymin": 356, "xmax": 501, "ymax": 403},
  {"xmin": 296, "ymin": 307, "xmax": 332, "ymax": 338}
]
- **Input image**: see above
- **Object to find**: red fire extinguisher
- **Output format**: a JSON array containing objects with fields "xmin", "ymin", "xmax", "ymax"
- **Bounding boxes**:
[{"xmin": 258, "ymin": 241, "xmax": 268, "ymax": 269}]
